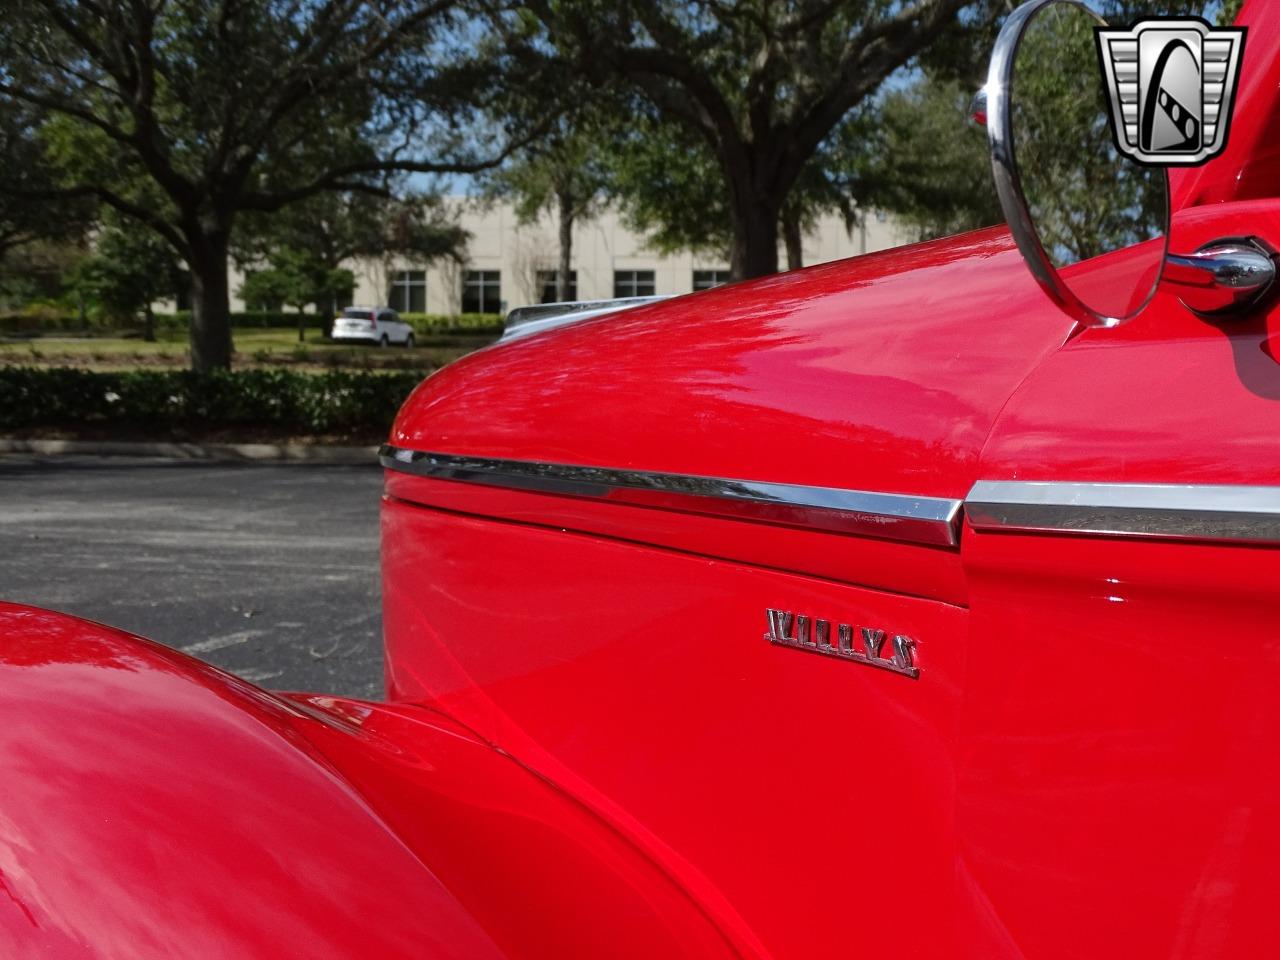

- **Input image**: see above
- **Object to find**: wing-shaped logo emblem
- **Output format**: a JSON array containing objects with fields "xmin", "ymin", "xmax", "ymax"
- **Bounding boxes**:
[{"xmin": 1096, "ymin": 19, "xmax": 1245, "ymax": 166}]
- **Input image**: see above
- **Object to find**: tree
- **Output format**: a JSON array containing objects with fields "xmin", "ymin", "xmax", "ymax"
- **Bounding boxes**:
[
  {"xmin": 866, "ymin": 0, "xmax": 1235, "ymax": 242},
  {"xmin": 602, "ymin": 102, "xmax": 872, "ymax": 271},
  {"xmin": 526, "ymin": 0, "xmax": 972, "ymax": 280},
  {"xmin": 0, "ymin": 101, "xmax": 93, "ymax": 263},
  {"xmin": 859, "ymin": 80, "xmax": 1001, "ymax": 241},
  {"xmin": 602, "ymin": 111, "xmax": 727, "ymax": 259},
  {"xmin": 0, "ymin": 1, "xmax": 516, "ymax": 371},
  {"xmin": 238, "ymin": 247, "xmax": 355, "ymax": 341},
  {"xmin": 235, "ymin": 190, "xmax": 468, "ymax": 333},
  {"xmin": 486, "ymin": 110, "xmax": 611, "ymax": 302},
  {"xmin": 72, "ymin": 216, "xmax": 183, "ymax": 341}
]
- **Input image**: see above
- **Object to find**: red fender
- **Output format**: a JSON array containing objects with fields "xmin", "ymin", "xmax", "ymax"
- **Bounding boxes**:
[{"xmin": 0, "ymin": 603, "xmax": 736, "ymax": 959}]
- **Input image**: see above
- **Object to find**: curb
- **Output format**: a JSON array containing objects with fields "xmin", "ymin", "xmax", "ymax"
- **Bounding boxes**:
[{"xmin": 0, "ymin": 438, "xmax": 379, "ymax": 465}]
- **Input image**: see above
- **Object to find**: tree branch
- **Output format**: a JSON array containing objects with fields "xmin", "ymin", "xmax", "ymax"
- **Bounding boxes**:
[
  {"xmin": 0, "ymin": 179, "xmax": 188, "ymax": 255},
  {"xmin": 782, "ymin": 0, "xmax": 969, "ymax": 189}
]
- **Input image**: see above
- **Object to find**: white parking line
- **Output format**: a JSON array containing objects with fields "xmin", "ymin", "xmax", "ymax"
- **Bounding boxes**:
[
  {"xmin": 236, "ymin": 667, "xmax": 283, "ymax": 684},
  {"xmin": 181, "ymin": 629, "xmax": 265, "ymax": 655}
]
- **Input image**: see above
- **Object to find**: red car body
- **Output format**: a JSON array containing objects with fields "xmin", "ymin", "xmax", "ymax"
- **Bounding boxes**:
[{"xmin": 4, "ymin": 4, "xmax": 1280, "ymax": 957}]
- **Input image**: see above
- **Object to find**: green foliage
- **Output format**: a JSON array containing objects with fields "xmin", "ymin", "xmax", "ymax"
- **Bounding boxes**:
[
  {"xmin": 234, "ymin": 192, "xmax": 468, "ymax": 291},
  {"xmin": 604, "ymin": 115, "xmax": 728, "ymax": 257},
  {"xmin": 398, "ymin": 313, "xmax": 504, "ymax": 334},
  {"xmin": 0, "ymin": 240, "xmax": 90, "ymax": 314},
  {"xmin": 0, "ymin": 101, "xmax": 94, "ymax": 260},
  {"xmin": 0, "ymin": 366, "xmax": 425, "ymax": 438},
  {"xmin": 239, "ymin": 248, "xmax": 354, "ymax": 314},
  {"xmin": 69, "ymin": 219, "xmax": 182, "ymax": 324},
  {"xmin": 487, "ymin": 112, "xmax": 611, "ymax": 227},
  {"xmin": 151, "ymin": 312, "xmax": 310, "ymax": 332},
  {"xmin": 0, "ymin": 308, "xmax": 88, "ymax": 335},
  {"xmin": 867, "ymin": 0, "xmax": 1235, "ymax": 242},
  {"xmin": 6, "ymin": 310, "xmax": 283, "ymax": 334},
  {"xmin": 1218, "ymin": 0, "xmax": 1246, "ymax": 23},
  {"xmin": 0, "ymin": 0, "xmax": 501, "ymax": 370},
  {"xmin": 0, "ymin": 310, "xmax": 504, "ymax": 336},
  {"xmin": 168, "ymin": 311, "xmax": 501, "ymax": 334},
  {"xmin": 863, "ymin": 81, "xmax": 1001, "ymax": 241},
  {"xmin": 604, "ymin": 105, "xmax": 879, "ymax": 263},
  {"xmin": 531, "ymin": 0, "xmax": 976, "ymax": 277}
]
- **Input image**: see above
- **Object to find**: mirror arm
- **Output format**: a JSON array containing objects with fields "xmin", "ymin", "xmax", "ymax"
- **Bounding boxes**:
[{"xmin": 1164, "ymin": 238, "xmax": 1277, "ymax": 317}]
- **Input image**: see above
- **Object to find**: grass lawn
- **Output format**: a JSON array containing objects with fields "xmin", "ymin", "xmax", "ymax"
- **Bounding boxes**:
[{"xmin": 0, "ymin": 327, "xmax": 497, "ymax": 372}]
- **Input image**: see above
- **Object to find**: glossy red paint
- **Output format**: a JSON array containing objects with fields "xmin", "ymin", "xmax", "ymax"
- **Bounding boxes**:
[
  {"xmin": 391, "ymin": 227, "xmax": 1076, "ymax": 504},
  {"xmin": 388, "ymin": 227, "xmax": 1074, "ymax": 602},
  {"xmin": 1171, "ymin": 1, "xmax": 1280, "ymax": 210},
  {"xmin": 958, "ymin": 525, "xmax": 1280, "ymax": 959},
  {"xmin": 11, "ymin": 3, "xmax": 1280, "ymax": 957},
  {"xmin": 377, "ymin": 9, "xmax": 1280, "ymax": 956},
  {"xmin": 951, "ymin": 196, "xmax": 1280, "ymax": 960},
  {"xmin": 382, "ymin": 497, "xmax": 966, "ymax": 960},
  {"xmin": 980, "ymin": 199, "xmax": 1280, "ymax": 486},
  {"xmin": 383, "ymin": 471, "xmax": 970, "ymax": 603},
  {"xmin": 0, "ymin": 604, "xmax": 736, "ymax": 959}
]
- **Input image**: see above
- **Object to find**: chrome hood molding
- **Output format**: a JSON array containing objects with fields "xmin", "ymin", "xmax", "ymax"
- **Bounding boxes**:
[
  {"xmin": 501, "ymin": 296, "xmax": 669, "ymax": 342},
  {"xmin": 379, "ymin": 446, "xmax": 964, "ymax": 548},
  {"xmin": 381, "ymin": 448, "xmax": 1280, "ymax": 548},
  {"xmin": 966, "ymin": 480, "xmax": 1280, "ymax": 544}
]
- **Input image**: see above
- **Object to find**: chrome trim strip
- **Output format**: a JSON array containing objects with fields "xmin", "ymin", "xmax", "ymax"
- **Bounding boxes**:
[
  {"xmin": 502, "ymin": 296, "xmax": 668, "ymax": 342},
  {"xmin": 380, "ymin": 446, "xmax": 963, "ymax": 547},
  {"xmin": 966, "ymin": 480, "xmax": 1280, "ymax": 544}
]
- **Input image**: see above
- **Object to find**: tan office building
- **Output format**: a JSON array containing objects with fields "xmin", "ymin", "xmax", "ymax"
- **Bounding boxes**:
[{"xmin": 225, "ymin": 199, "xmax": 913, "ymax": 315}]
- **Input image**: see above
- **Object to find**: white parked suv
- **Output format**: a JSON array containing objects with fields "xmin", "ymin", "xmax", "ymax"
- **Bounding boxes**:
[{"xmin": 331, "ymin": 306, "xmax": 415, "ymax": 347}]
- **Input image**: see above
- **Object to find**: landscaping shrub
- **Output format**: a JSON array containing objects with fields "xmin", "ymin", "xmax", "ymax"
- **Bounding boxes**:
[
  {"xmin": 3, "ymin": 308, "xmax": 506, "ymax": 337},
  {"xmin": 0, "ymin": 366, "xmax": 426, "ymax": 438},
  {"xmin": 0, "ymin": 309, "xmax": 93, "ymax": 334},
  {"xmin": 152, "ymin": 310, "xmax": 304, "ymax": 331},
  {"xmin": 398, "ymin": 313, "xmax": 503, "ymax": 335}
]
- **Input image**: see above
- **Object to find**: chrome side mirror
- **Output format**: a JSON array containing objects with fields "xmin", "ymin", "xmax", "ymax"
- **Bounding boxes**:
[
  {"xmin": 1165, "ymin": 238, "xmax": 1276, "ymax": 317},
  {"xmin": 984, "ymin": 0, "xmax": 1275, "ymax": 325}
]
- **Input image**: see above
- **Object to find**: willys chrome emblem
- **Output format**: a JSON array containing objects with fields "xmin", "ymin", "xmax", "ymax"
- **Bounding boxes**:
[
  {"xmin": 765, "ymin": 609, "xmax": 918, "ymax": 679},
  {"xmin": 1096, "ymin": 18, "xmax": 1245, "ymax": 166}
]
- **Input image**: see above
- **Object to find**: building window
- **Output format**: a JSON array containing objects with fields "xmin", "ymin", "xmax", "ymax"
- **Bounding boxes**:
[
  {"xmin": 692, "ymin": 269, "xmax": 731, "ymax": 291},
  {"xmin": 613, "ymin": 270, "xmax": 655, "ymax": 298},
  {"xmin": 537, "ymin": 270, "xmax": 578, "ymax": 304},
  {"xmin": 389, "ymin": 270, "xmax": 426, "ymax": 313},
  {"xmin": 462, "ymin": 270, "xmax": 502, "ymax": 314}
]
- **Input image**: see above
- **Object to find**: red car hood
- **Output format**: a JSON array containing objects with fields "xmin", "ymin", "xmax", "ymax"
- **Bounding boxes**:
[{"xmin": 393, "ymin": 226, "xmax": 1075, "ymax": 500}]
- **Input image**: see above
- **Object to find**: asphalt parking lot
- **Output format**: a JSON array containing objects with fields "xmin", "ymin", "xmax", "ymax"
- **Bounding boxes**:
[{"xmin": 0, "ymin": 454, "xmax": 385, "ymax": 698}]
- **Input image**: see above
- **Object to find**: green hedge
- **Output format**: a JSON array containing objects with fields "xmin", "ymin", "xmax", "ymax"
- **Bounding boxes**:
[
  {"xmin": 398, "ymin": 313, "xmax": 503, "ymax": 334},
  {"xmin": 2, "ymin": 309, "xmax": 505, "ymax": 337},
  {"xmin": 151, "ymin": 311, "xmax": 504, "ymax": 335},
  {"xmin": 0, "ymin": 366, "xmax": 426, "ymax": 437},
  {"xmin": 0, "ymin": 310, "xmax": 108, "ymax": 335},
  {"xmin": 151, "ymin": 311, "xmax": 296, "ymax": 330}
]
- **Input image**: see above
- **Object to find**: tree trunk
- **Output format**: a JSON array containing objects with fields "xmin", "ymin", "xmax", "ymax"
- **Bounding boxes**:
[
  {"xmin": 298, "ymin": 310, "xmax": 306, "ymax": 343},
  {"xmin": 318, "ymin": 297, "xmax": 336, "ymax": 338},
  {"xmin": 556, "ymin": 190, "xmax": 574, "ymax": 302},
  {"xmin": 729, "ymin": 195, "xmax": 781, "ymax": 281},
  {"xmin": 782, "ymin": 206, "xmax": 804, "ymax": 271},
  {"xmin": 143, "ymin": 302, "xmax": 156, "ymax": 343},
  {"xmin": 187, "ymin": 233, "xmax": 234, "ymax": 372}
]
